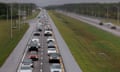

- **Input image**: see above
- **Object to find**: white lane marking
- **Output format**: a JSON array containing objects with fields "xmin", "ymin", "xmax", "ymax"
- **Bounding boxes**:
[
  {"xmin": 41, "ymin": 52, "xmax": 43, "ymax": 55},
  {"xmin": 41, "ymin": 49, "xmax": 43, "ymax": 51},
  {"xmin": 41, "ymin": 57, "xmax": 43, "ymax": 60},
  {"xmin": 40, "ymin": 69, "xmax": 43, "ymax": 72},
  {"xmin": 40, "ymin": 62, "xmax": 43, "ymax": 65}
]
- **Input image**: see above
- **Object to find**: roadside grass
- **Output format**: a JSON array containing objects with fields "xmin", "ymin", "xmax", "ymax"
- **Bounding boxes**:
[
  {"xmin": 0, "ymin": 19, "xmax": 29, "ymax": 66},
  {"xmin": 49, "ymin": 11, "xmax": 120, "ymax": 72}
]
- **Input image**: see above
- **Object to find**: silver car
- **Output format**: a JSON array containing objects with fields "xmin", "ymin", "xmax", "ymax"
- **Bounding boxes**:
[{"xmin": 50, "ymin": 63, "xmax": 62, "ymax": 72}]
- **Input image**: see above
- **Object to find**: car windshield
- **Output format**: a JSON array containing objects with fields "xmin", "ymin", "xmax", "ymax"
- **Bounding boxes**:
[
  {"xmin": 49, "ymin": 48, "xmax": 56, "ymax": 51},
  {"xmin": 23, "ymin": 59, "xmax": 32, "ymax": 64},
  {"xmin": 21, "ymin": 66, "xmax": 31, "ymax": 70},
  {"xmin": 51, "ymin": 64, "xmax": 61, "ymax": 69},
  {"xmin": 50, "ymin": 53, "xmax": 60, "ymax": 57},
  {"xmin": 30, "ymin": 51, "xmax": 37, "ymax": 54},
  {"xmin": 48, "ymin": 42, "xmax": 54, "ymax": 46}
]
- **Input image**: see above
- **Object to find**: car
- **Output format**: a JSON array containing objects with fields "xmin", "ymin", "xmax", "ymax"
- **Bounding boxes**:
[
  {"xmin": 50, "ymin": 63, "xmax": 62, "ymax": 72},
  {"xmin": 37, "ymin": 26, "xmax": 42, "ymax": 31},
  {"xmin": 31, "ymin": 37, "xmax": 40, "ymax": 48},
  {"xmin": 44, "ymin": 31, "xmax": 52, "ymax": 36},
  {"xmin": 28, "ymin": 41, "xmax": 40, "ymax": 52},
  {"xmin": 44, "ymin": 25, "xmax": 52, "ymax": 31},
  {"xmin": 47, "ymin": 37, "xmax": 55, "ymax": 43},
  {"xmin": 37, "ymin": 23, "xmax": 43, "ymax": 31},
  {"xmin": 28, "ymin": 51, "xmax": 38, "ymax": 61},
  {"xmin": 31, "ymin": 37, "xmax": 40, "ymax": 43},
  {"xmin": 48, "ymin": 42, "xmax": 56, "ymax": 48},
  {"xmin": 104, "ymin": 22, "xmax": 113, "ymax": 26},
  {"xmin": 48, "ymin": 53, "xmax": 61, "ymax": 63},
  {"xmin": 22, "ymin": 58, "xmax": 33, "ymax": 68},
  {"xmin": 48, "ymin": 48, "xmax": 57, "ymax": 54},
  {"xmin": 104, "ymin": 22, "xmax": 117, "ymax": 29},
  {"xmin": 33, "ymin": 32, "xmax": 40, "ymax": 36},
  {"xmin": 18, "ymin": 64, "xmax": 33, "ymax": 72}
]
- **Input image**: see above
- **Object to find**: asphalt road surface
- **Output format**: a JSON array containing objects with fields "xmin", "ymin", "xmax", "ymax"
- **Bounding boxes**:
[
  {"xmin": 47, "ymin": 11, "xmax": 83, "ymax": 72},
  {"xmin": 57, "ymin": 11, "xmax": 120, "ymax": 37}
]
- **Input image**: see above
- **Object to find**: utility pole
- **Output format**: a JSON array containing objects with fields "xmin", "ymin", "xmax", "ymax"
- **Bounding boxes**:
[
  {"xmin": 7, "ymin": 3, "xmax": 8, "ymax": 23},
  {"xmin": 106, "ymin": 7, "xmax": 109, "ymax": 20},
  {"xmin": 23, "ymin": 3, "xmax": 26, "ymax": 24},
  {"xmin": 10, "ymin": 3, "xmax": 13, "ymax": 39},
  {"xmin": 18, "ymin": 3, "xmax": 21, "ymax": 31},
  {"xmin": 117, "ymin": 7, "xmax": 119, "ymax": 24}
]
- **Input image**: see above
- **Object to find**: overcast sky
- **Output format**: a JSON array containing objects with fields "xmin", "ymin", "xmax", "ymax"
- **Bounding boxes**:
[{"xmin": 0, "ymin": 0, "xmax": 120, "ymax": 6}]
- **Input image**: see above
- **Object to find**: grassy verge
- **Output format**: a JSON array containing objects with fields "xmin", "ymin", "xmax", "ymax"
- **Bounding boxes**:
[
  {"xmin": 49, "ymin": 11, "xmax": 120, "ymax": 72},
  {"xmin": 0, "ymin": 19, "xmax": 29, "ymax": 66}
]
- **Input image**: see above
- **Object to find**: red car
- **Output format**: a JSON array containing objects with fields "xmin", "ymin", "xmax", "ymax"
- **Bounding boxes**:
[{"xmin": 28, "ymin": 51, "xmax": 38, "ymax": 61}]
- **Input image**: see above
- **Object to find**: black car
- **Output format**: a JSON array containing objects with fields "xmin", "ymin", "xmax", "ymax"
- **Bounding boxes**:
[
  {"xmin": 33, "ymin": 32, "xmax": 40, "ymax": 36},
  {"xmin": 48, "ymin": 53, "xmax": 61, "ymax": 63},
  {"xmin": 28, "ymin": 47, "xmax": 38, "ymax": 52}
]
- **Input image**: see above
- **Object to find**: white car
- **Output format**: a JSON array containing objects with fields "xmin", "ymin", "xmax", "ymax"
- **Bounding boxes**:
[
  {"xmin": 47, "ymin": 37, "xmax": 55, "ymax": 43},
  {"xmin": 104, "ymin": 22, "xmax": 114, "ymax": 27},
  {"xmin": 31, "ymin": 37, "xmax": 39, "ymax": 42},
  {"xmin": 44, "ymin": 31, "xmax": 52, "ymax": 36},
  {"xmin": 48, "ymin": 48, "xmax": 57, "ymax": 54},
  {"xmin": 18, "ymin": 64, "xmax": 33, "ymax": 72},
  {"xmin": 104, "ymin": 22, "xmax": 116, "ymax": 29},
  {"xmin": 50, "ymin": 63, "xmax": 62, "ymax": 72},
  {"xmin": 31, "ymin": 38, "xmax": 40, "ymax": 48},
  {"xmin": 22, "ymin": 58, "xmax": 33, "ymax": 68}
]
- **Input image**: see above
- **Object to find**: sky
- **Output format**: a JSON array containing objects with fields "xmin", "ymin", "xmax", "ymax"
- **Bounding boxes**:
[{"xmin": 0, "ymin": 0, "xmax": 120, "ymax": 6}]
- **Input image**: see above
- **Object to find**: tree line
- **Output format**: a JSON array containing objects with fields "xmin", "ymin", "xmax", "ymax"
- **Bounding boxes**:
[
  {"xmin": 45, "ymin": 3, "xmax": 120, "ymax": 19},
  {"xmin": 0, "ymin": 3, "xmax": 37, "ymax": 19}
]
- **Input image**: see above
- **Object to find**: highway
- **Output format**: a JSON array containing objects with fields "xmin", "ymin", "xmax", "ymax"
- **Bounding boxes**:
[
  {"xmin": 16, "ymin": 9, "xmax": 65, "ymax": 72},
  {"xmin": 57, "ymin": 11, "xmax": 120, "ymax": 37}
]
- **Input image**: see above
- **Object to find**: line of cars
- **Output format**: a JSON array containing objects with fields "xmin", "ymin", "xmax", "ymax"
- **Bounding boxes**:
[
  {"xmin": 17, "ymin": 10, "xmax": 65, "ymax": 72},
  {"xmin": 17, "ymin": 31, "xmax": 41, "ymax": 72},
  {"xmin": 43, "ymin": 13, "xmax": 64, "ymax": 72}
]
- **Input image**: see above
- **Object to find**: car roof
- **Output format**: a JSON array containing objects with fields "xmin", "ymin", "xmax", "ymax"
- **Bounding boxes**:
[
  {"xmin": 49, "ymin": 53, "xmax": 60, "ymax": 56},
  {"xmin": 51, "ymin": 63, "xmax": 61, "ymax": 69}
]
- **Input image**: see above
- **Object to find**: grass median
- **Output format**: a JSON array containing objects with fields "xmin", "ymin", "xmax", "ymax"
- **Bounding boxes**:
[
  {"xmin": 49, "ymin": 11, "xmax": 120, "ymax": 72},
  {"xmin": 0, "ymin": 20, "xmax": 29, "ymax": 66}
]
